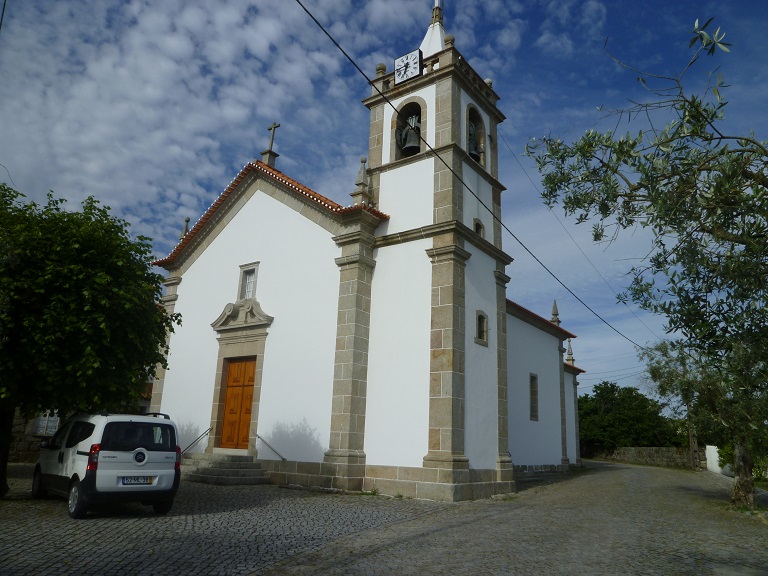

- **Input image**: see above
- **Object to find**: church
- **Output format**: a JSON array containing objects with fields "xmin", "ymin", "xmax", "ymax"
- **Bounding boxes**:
[{"xmin": 152, "ymin": 3, "xmax": 584, "ymax": 501}]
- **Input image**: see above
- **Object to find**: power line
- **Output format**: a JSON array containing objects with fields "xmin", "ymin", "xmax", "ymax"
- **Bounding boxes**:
[
  {"xmin": 579, "ymin": 370, "xmax": 648, "ymax": 384},
  {"xmin": 580, "ymin": 364, "xmax": 647, "ymax": 377},
  {"xmin": 498, "ymin": 130, "xmax": 663, "ymax": 342},
  {"xmin": 292, "ymin": 0, "xmax": 648, "ymax": 352},
  {"xmin": 0, "ymin": 0, "xmax": 6, "ymax": 40},
  {"xmin": 1, "ymin": 163, "xmax": 17, "ymax": 188}
]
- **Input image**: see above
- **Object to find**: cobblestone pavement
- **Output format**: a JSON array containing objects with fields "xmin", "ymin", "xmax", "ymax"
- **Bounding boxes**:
[{"xmin": 1, "ymin": 461, "xmax": 766, "ymax": 575}]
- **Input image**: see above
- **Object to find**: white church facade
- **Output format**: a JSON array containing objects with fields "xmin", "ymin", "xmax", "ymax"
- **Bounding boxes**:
[{"xmin": 152, "ymin": 4, "xmax": 584, "ymax": 501}]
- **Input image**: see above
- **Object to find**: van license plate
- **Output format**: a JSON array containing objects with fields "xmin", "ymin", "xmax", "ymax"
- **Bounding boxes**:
[{"xmin": 122, "ymin": 476, "xmax": 151, "ymax": 485}]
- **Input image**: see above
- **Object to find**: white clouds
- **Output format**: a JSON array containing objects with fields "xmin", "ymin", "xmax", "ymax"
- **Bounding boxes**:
[
  {"xmin": 1, "ymin": 0, "xmax": 767, "ymax": 393},
  {"xmin": 534, "ymin": 30, "xmax": 574, "ymax": 57},
  {"xmin": 496, "ymin": 19, "xmax": 527, "ymax": 51},
  {"xmin": 533, "ymin": 0, "xmax": 606, "ymax": 58},
  {"xmin": 580, "ymin": 0, "xmax": 607, "ymax": 37}
]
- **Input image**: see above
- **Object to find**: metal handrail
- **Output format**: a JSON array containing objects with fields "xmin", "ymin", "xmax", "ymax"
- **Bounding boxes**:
[
  {"xmin": 181, "ymin": 427, "xmax": 212, "ymax": 455},
  {"xmin": 252, "ymin": 431, "xmax": 286, "ymax": 461}
]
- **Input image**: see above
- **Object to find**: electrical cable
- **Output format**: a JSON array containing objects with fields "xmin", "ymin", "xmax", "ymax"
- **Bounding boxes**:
[
  {"xmin": 0, "ymin": 0, "xmax": 6, "ymax": 40},
  {"xmin": 292, "ymin": 0, "xmax": 649, "ymax": 352},
  {"xmin": 498, "ymin": 131, "xmax": 664, "ymax": 342}
]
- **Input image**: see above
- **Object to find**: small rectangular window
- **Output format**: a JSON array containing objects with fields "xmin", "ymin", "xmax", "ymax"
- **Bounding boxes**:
[
  {"xmin": 475, "ymin": 311, "xmax": 488, "ymax": 346},
  {"xmin": 529, "ymin": 373, "xmax": 539, "ymax": 421},
  {"xmin": 242, "ymin": 270, "xmax": 255, "ymax": 298},
  {"xmin": 238, "ymin": 262, "xmax": 260, "ymax": 300}
]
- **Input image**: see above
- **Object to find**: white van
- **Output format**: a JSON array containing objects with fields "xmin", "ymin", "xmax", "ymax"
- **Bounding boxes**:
[{"xmin": 32, "ymin": 413, "xmax": 181, "ymax": 518}]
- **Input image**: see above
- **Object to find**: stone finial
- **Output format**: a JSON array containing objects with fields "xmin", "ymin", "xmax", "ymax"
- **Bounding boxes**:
[
  {"xmin": 179, "ymin": 216, "xmax": 190, "ymax": 240},
  {"xmin": 551, "ymin": 300, "xmax": 561, "ymax": 326},
  {"xmin": 376, "ymin": 63, "xmax": 387, "ymax": 77},
  {"xmin": 484, "ymin": 78, "xmax": 493, "ymax": 88},
  {"xmin": 444, "ymin": 34, "xmax": 455, "ymax": 47},
  {"xmin": 566, "ymin": 339, "xmax": 574, "ymax": 365},
  {"xmin": 430, "ymin": 0, "xmax": 444, "ymax": 25},
  {"xmin": 350, "ymin": 156, "xmax": 371, "ymax": 205}
]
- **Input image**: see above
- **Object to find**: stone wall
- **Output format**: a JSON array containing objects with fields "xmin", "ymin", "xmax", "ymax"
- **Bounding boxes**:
[
  {"xmin": 600, "ymin": 447, "xmax": 699, "ymax": 469},
  {"xmin": 9, "ymin": 412, "xmax": 45, "ymax": 463}
]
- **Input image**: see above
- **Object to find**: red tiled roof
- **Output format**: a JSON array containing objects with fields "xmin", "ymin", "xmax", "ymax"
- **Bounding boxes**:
[
  {"xmin": 506, "ymin": 299, "xmax": 577, "ymax": 340},
  {"xmin": 154, "ymin": 160, "xmax": 389, "ymax": 269},
  {"xmin": 564, "ymin": 362, "xmax": 587, "ymax": 375}
]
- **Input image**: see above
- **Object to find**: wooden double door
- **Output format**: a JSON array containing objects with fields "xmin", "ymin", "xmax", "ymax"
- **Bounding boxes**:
[{"xmin": 220, "ymin": 359, "xmax": 256, "ymax": 449}]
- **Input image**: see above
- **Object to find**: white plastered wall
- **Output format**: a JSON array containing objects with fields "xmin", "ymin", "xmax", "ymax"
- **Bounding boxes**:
[
  {"xmin": 377, "ymin": 159, "xmax": 434, "ymax": 235},
  {"xmin": 564, "ymin": 371, "xmax": 577, "ymax": 463},
  {"xmin": 461, "ymin": 161, "xmax": 493, "ymax": 240},
  {"xmin": 463, "ymin": 246, "xmax": 499, "ymax": 469},
  {"xmin": 365, "ymin": 238, "xmax": 432, "ymax": 467},
  {"xmin": 161, "ymin": 191, "xmax": 339, "ymax": 462},
  {"xmin": 506, "ymin": 315, "xmax": 564, "ymax": 465}
]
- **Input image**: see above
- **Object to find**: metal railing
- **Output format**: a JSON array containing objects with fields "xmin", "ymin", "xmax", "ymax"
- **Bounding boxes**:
[
  {"xmin": 252, "ymin": 431, "xmax": 286, "ymax": 461},
  {"xmin": 181, "ymin": 427, "xmax": 212, "ymax": 455}
]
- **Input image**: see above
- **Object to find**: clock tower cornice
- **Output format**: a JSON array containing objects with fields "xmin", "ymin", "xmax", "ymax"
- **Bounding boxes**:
[
  {"xmin": 365, "ymin": 142, "xmax": 506, "ymax": 191},
  {"xmin": 363, "ymin": 46, "xmax": 505, "ymax": 123}
]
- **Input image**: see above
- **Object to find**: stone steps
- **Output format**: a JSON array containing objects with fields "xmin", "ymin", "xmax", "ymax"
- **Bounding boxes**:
[{"xmin": 181, "ymin": 453, "xmax": 271, "ymax": 486}]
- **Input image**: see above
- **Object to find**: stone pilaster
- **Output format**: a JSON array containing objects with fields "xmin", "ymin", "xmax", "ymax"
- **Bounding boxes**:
[
  {"xmin": 559, "ymin": 342, "xmax": 570, "ymax": 470},
  {"xmin": 424, "ymin": 239, "xmax": 471, "ymax": 477},
  {"xmin": 324, "ymin": 212, "xmax": 379, "ymax": 491},
  {"xmin": 494, "ymin": 269, "xmax": 514, "ymax": 483},
  {"xmin": 150, "ymin": 275, "xmax": 182, "ymax": 413},
  {"xmin": 367, "ymin": 103, "xmax": 384, "ymax": 170},
  {"xmin": 573, "ymin": 378, "xmax": 582, "ymax": 466}
]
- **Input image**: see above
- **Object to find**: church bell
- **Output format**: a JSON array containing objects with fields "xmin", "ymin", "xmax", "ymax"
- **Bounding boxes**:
[
  {"xmin": 399, "ymin": 114, "xmax": 421, "ymax": 157},
  {"xmin": 468, "ymin": 121, "xmax": 481, "ymax": 162}
]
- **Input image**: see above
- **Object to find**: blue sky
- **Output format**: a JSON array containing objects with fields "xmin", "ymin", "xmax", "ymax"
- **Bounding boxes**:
[{"xmin": 2, "ymin": 0, "xmax": 767, "ymax": 395}]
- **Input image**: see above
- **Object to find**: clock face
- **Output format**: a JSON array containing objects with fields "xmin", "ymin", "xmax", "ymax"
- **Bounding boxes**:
[{"xmin": 394, "ymin": 49, "xmax": 422, "ymax": 85}]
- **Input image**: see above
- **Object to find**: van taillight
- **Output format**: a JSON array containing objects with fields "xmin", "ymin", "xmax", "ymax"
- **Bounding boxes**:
[
  {"xmin": 175, "ymin": 446, "xmax": 181, "ymax": 471},
  {"xmin": 87, "ymin": 444, "xmax": 101, "ymax": 471}
]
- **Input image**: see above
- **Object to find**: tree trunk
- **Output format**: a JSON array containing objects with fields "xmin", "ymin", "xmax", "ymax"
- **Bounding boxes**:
[
  {"xmin": 731, "ymin": 439, "xmax": 755, "ymax": 510},
  {"xmin": 0, "ymin": 401, "xmax": 15, "ymax": 498}
]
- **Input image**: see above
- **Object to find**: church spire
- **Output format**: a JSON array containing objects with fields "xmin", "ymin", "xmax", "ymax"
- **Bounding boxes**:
[
  {"xmin": 420, "ymin": 1, "xmax": 446, "ymax": 57},
  {"xmin": 550, "ymin": 300, "xmax": 561, "ymax": 326},
  {"xmin": 431, "ymin": 0, "xmax": 443, "ymax": 25}
]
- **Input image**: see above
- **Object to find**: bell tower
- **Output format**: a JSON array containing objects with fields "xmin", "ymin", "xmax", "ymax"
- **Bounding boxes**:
[
  {"xmin": 361, "ymin": 1, "xmax": 515, "ymax": 499},
  {"xmin": 363, "ymin": 3, "xmax": 505, "ymax": 244}
]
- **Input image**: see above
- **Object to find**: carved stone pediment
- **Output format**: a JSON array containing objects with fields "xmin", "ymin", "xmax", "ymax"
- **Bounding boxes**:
[{"xmin": 211, "ymin": 298, "xmax": 274, "ymax": 333}]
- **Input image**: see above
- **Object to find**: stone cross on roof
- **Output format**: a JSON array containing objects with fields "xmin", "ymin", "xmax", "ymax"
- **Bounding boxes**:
[{"xmin": 261, "ymin": 122, "xmax": 281, "ymax": 167}]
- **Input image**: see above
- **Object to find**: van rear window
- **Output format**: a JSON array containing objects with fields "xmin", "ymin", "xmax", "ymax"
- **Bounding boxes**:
[{"xmin": 101, "ymin": 422, "xmax": 176, "ymax": 452}]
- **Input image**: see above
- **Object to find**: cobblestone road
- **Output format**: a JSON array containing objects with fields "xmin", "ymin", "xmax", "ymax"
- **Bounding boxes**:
[{"xmin": 1, "ymin": 461, "xmax": 766, "ymax": 575}]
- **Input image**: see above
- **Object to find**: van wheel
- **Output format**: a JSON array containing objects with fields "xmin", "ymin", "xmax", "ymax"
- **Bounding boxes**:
[
  {"xmin": 152, "ymin": 499, "xmax": 174, "ymax": 514},
  {"xmin": 67, "ymin": 480, "xmax": 88, "ymax": 519},
  {"xmin": 31, "ymin": 467, "xmax": 47, "ymax": 498}
]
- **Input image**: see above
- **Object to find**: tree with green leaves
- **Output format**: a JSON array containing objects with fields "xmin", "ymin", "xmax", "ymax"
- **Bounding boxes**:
[
  {"xmin": 527, "ymin": 19, "xmax": 767, "ymax": 509},
  {"xmin": 578, "ymin": 381, "xmax": 683, "ymax": 457},
  {"xmin": 642, "ymin": 340, "xmax": 768, "ymax": 485},
  {"xmin": 0, "ymin": 184, "xmax": 180, "ymax": 497}
]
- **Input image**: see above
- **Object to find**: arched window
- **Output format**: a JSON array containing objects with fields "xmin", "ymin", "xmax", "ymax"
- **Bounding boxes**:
[
  {"xmin": 467, "ymin": 106, "xmax": 485, "ymax": 167},
  {"xmin": 395, "ymin": 102, "xmax": 423, "ymax": 160},
  {"xmin": 473, "ymin": 218, "xmax": 485, "ymax": 239}
]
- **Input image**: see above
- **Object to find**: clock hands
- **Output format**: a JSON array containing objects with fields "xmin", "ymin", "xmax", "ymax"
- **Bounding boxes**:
[{"xmin": 394, "ymin": 50, "xmax": 421, "ymax": 84}]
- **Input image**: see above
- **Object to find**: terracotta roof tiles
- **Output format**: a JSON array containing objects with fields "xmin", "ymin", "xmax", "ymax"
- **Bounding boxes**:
[{"xmin": 154, "ymin": 160, "xmax": 388, "ymax": 269}]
